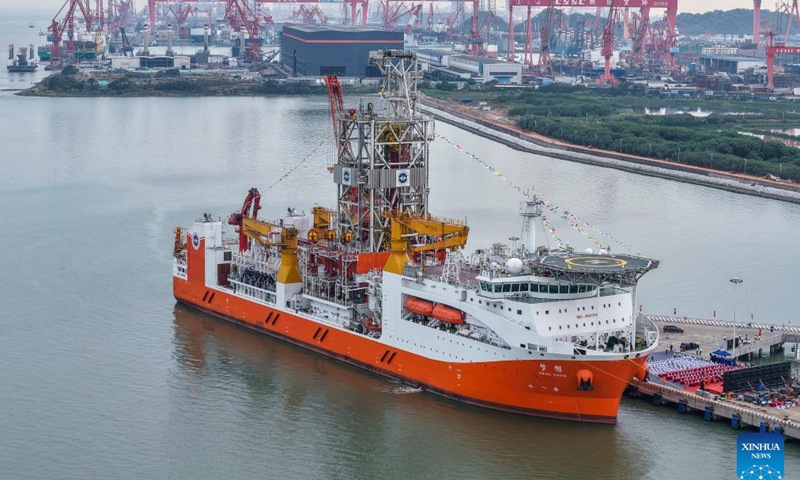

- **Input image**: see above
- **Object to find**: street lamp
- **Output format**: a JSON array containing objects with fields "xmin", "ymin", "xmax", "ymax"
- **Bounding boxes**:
[{"xmin": 730, "ymin": 277, "xmax": 743, "ymax": 364}]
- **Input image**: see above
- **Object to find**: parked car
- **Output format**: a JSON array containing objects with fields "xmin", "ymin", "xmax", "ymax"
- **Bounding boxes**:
[
  {"xmin": 663, "ymin": 325, "xmax": 684, "ymax": 333},
  {"xmin": 680, "ymin": 342, "xmax": 699, "ymax": 351}
]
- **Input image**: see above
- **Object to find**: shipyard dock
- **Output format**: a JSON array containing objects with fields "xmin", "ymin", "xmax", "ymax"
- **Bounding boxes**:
[{"xmin": 630, "ymin": 315, "xmax": 800, "ymax": 441}]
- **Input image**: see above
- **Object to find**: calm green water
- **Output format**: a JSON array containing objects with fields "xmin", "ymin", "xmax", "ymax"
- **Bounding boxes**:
[{"xmin": 1, "ymin": 8, "xmax": 799, "ymax": 480}]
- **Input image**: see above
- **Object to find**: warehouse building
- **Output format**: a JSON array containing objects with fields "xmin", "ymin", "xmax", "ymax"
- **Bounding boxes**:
[
  {"xmin": 281, "ymin": 25, "xmax": 404, "ymax": 77},
  {"xmin": 415, "ymin": 49, "xmax": 522, "ymax": 84},
  {"xmin": 699, "ymin": 55, "xmax": 765, "ymax": 75}
]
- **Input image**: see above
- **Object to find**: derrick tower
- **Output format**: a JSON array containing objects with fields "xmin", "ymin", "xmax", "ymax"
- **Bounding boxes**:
[{"xmin": 331, "ymin": 51, "xmax": 434, "ymax": 253}]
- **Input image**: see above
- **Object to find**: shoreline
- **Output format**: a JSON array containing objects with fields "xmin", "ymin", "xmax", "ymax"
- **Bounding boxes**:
[{"xmin": 421, "ymin": 97, "xmax": 800, "ymax": 205}]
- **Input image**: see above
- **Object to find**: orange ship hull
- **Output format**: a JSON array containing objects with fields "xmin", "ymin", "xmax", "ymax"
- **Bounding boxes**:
[{"xmin": 174, "ymin": 276, "xmax": 650, "ymax": 424}]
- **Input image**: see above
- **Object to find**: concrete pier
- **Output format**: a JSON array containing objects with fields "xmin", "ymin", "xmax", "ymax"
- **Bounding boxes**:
[
  {"xmin": 631, "ymin": 379, "xmax": 800, "ymax": 440},
  {"xmin": 649, "ymin": 315, "xmax": 798, "ymax": 361}
]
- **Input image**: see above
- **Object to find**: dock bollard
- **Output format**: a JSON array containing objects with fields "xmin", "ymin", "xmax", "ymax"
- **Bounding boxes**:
[
  {"xmin": 704, "ymin": 405, "xmax": 713, "ymax": 421},
  {"xmin": 653, "ymin": 392, "xmax": 661, "ymax": 406},
  {"xmin": 731, "ymin": 414, "xmax": 740, "ymax": 429},
  {"xmin": 678, "ymin": 399, "xmax": 687, "ymax": 413},
  {"xmin": 760, "ymin": 422, "xmax": 767, "ymax": 433}
]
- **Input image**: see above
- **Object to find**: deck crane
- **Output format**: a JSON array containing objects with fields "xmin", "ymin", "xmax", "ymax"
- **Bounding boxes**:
[
  {"xmin": 119, "ymin": 27, "xmax": 134, "ymax": 56},
  {"xmin": 239, "ymin": 217, "xmax": 303, "ymax": 285},
  {"xmin": 228, "ymin": 188, "xmax": 262, "ymax": 252},
  {"xmin": 323, "ymin": 75, "xmax": 345, "ymax": 149},
  {"xmin": 383, "ymin": 211, "xmax": 469, "ymax": 274}
]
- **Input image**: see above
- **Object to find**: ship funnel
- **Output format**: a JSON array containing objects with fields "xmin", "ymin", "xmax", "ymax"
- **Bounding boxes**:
[
  {"xmin": 8, "ymin": 44, "xmax": 13, "ymax": 60},
  {"xmin": 29, "ymin": 44, "xmax": 34, "ymax": 60},
  {"xmin": 204, "ymin": 24, "xmax": 210, "ymax": 53}
]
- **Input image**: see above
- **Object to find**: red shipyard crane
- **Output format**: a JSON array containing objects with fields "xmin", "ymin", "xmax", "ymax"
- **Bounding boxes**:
[
  {"xmin": 47, "ymin": 0, "xmax": 96, "ymax": 66},
  {"xmin": 507, "ymin": 0, "xmax": 678, "ymax": 75},
  {"xmin": 766, "ymin": 32, "xmax": 800, "ymax": 89}
]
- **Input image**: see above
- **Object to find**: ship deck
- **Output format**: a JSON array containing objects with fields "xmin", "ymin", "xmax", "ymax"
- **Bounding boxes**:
[
  {"xmin": 418, "ymin": 263, "xmax": 480, "ymax": 288},
  {"xmin": 536, "ymin": 253, "xmax": 657, "ymax": 274}
]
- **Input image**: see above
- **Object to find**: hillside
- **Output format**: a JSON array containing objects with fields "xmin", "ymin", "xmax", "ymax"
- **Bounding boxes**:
[{"xmin": 677, "ymin": 8, "xmax": 776, "ymax": 36}]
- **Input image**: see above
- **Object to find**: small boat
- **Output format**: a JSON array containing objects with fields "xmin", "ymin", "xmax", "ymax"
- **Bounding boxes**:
[
  {"xmin": 29, "ymin": 23, "xmax": 34, "ymax": 28},
  {"xmin": 7, "ymin": 44, "xmax": 38, "ymax": 72}
]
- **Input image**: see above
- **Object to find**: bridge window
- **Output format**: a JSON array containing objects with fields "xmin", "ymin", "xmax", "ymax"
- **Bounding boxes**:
[
  {"xmin": 502, "ymin": 284, "xmax": 511, "ymax": 293},
  {"xmin": 570, "ymin": 285, "xmax": 578, "ymax": 294},
  {"xmin": 511, "ymin": 283, "xmax": 520, "ymax": 293},
  {"xmin": 578, "ymin": 285, "xmax": 586, "ymax": 293},
  {"xmin": 493, "ymin": 285, "xmax": 501, "ymax": 293},
  {"xmin": 560, "ymin": 286, "xmax": 568, "ymax": 294},
  {"xmin": 530, "ymin": 284, "xmax": 539, "ymax": 293},
  {"xmin": 520, "ymin": 283, "xmax": 529, "ymax": 292},
  {"xmin": 549, "ymin": 285, "xmax": 559, "ymax": 294}
]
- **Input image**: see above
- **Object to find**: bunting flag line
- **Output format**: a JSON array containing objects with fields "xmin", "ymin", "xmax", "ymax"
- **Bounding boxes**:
[
  {"xmin": 263, "ymin": 135, "xmax": 331, "ymax": 193},
  {"xmin": 436, "ymin": 133, "xmax": 642, "ymax": 255}
]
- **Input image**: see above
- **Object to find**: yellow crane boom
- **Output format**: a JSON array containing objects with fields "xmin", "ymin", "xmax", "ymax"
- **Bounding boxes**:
[
  {"xmin": 241, "ymin": 217, "xmax": 301, "ymax": 284},
  {"xmin": 383, "ymin": 210, "xmax": 469, "ymax": 274}
]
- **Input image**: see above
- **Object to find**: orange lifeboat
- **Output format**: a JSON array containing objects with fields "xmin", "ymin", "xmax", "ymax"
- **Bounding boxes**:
[
  {"xmin": 405, "ymin": 297, "xmax": 434, "ymax": 316},
  {"xmin": 432, "ymin": 304, "xmax": 465, "ymax": 325}
]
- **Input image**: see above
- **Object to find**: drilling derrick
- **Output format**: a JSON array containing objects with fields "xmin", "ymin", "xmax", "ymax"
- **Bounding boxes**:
[{"xmin": 331, "ymin": 51, "xmax": 433, "ymax": 253}]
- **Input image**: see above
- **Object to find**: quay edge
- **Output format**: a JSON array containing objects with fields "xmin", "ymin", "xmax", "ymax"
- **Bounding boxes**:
[{"xmin": 420, "ymin": 99, "xmax": 800, "ymax": 206}]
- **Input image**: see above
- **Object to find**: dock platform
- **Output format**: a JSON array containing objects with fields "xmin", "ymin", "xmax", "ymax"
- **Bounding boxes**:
[
  {"xmin": 630, "ymin": 315, "xmax": 800, "ymax": 440},
  {"xmin": 631, "ymin": 379, "xmax": 800, "ymax": 440},
  {"xmin": 648, "ymin": 315, "xmax": 800, "ymax": 360}
]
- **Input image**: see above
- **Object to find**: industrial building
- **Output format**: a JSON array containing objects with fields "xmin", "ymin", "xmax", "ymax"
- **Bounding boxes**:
[
  {"xmin": 699, "ymin": 55, "xmax": 765, "ymax": 75},
  {"xmin": 415, "ymin": 49, "xmax": 522, "ymax": 84},
  {"xmin": 280, "ymin": 25, "xmax": 403, "ymax": 77},
  {"xmin": 110, "ymin": 55, "xmax": 191, "ymax": 70}
]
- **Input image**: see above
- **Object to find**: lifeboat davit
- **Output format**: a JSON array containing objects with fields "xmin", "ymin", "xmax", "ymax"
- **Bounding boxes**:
[
  {"xmin": 432, "ymin": 304, "xmax": 465, "ymax": 325},
  {"xmin": 405, "ymin": 297, "xmax": 434, "ymax": 316}
]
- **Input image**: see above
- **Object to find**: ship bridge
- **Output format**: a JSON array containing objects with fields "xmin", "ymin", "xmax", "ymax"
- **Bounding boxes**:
[{"xmin": 532, "ymin": 253, "xmax": 659, "ymax": 287}]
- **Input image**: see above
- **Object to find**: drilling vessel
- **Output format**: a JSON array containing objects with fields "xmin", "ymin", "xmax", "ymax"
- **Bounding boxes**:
[{"xmin": 173, "ymin": 50, "xmax": 660, "ymax": 424}]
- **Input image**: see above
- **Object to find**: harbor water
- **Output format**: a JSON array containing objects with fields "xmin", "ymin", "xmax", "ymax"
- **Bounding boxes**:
[{"xmin": 1, "ymin": 8, "xmax": 799, "ymax": 479}]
